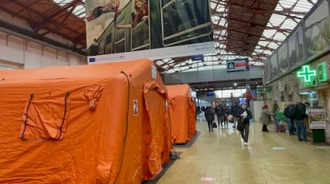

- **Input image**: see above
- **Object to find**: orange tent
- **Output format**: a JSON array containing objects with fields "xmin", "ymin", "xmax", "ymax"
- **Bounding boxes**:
[
  {"xmin": 166, "ymin": 84, "xmax": 196, "ymax": 144},
  {"xmin": 0, "ymin": 59, "xmax": 172, "ymax": 183}
]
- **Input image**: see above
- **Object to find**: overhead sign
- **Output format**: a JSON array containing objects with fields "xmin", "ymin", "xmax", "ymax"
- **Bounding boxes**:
[
  {"xmin": 191, "ymin": 55, "xmax": 204, "ymax": 61},
  {"xmin": 226, "ymin": 58, "xmax": 249, "ymax": 72},
  {"xmin": 257, "ymin": 86, "xmax": 272, "ymax": 94}
]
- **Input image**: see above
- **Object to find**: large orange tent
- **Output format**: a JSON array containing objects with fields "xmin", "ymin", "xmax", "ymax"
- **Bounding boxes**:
[
  {"xmin": 166, "ymin": 84, "xmax": 196, "ymax": 144},
  {"xmin": 0, "ymin": 59, "xmax": 172, "ymax": 184}
]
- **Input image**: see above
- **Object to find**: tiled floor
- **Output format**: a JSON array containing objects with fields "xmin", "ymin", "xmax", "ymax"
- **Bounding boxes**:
[{"xmin": 158, "ymin": 117, "xmax": 330, "ymax": 184}]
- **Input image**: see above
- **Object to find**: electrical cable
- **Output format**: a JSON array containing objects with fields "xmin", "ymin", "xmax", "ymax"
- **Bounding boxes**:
[{"xmin": 114, "ymin": 71, "xmax": 130, "ymax": 184}]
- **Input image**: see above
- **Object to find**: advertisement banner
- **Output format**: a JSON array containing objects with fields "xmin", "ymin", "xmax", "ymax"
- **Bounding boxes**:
[
  {"xmin": 309, "ymin": 109, "xmax": 326, "ymax": 129},
  {"xmin": 304, "ymin": 0, "xmax": 330, "ymax": 59},
  {"xmin": 86, "ymin": 0, "xmax": 214, "ymax": 63},
  {"xmin": 226, "ymin": 58, "xmax": 249, "ymax": 72},
  {"xmin": 288, "ymin": 25, "xmax": 304, "ymax": 68},
  {"xmin": 278, "ymin": 41, "xmax": 289, "ymax": 74},
  {"xmin": 270, "ymin": 51, "xmax": 279, "ymax": 80}
]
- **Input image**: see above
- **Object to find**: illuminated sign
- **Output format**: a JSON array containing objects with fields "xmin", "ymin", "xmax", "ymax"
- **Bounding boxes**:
[
  {"xmin": 297, "ymin": 65, "xmax": 316, "ymax": 83},
  {"xmin": 317, "ymin": 62, "xmax": 327, "ymax": 82}
]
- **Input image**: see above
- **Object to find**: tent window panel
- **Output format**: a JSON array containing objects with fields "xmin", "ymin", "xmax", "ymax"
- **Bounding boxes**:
[{"xmin": 20, "ymin": 92, "xmax": 71, "ymax": 141}]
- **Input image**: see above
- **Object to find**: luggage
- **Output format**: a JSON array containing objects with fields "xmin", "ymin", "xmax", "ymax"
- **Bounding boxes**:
[
  {"xmin": 212, "ymin": 122, "xmax": 217, "ymax": 128},
  {"xmin": 277, "ymin": 124, "xmax": 286, "ymax": 132}
]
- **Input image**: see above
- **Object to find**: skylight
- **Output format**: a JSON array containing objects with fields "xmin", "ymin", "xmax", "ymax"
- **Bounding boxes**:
[{"xmin": 52, "ymin": 0, "xmax": 86, "ymax": 18}]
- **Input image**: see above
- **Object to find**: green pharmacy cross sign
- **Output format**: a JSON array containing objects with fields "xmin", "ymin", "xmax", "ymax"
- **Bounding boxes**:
[{"xmin": 297, "ymin": 65, "xmax": 316, "ymax": 83}]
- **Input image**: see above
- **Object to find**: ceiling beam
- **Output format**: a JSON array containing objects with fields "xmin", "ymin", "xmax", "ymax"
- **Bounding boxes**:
[{"xmin": 34, "ymin": 0, "xmax": 82, "ymax": 32}]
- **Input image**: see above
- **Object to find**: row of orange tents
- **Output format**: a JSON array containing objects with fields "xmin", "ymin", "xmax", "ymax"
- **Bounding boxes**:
[{"xmin": 0, "ymin": 59, "xmax": 195, "ymax": 183}]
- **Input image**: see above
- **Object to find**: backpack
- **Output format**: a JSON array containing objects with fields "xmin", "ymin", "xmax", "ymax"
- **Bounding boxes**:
[{"xmin": 284, "ymin": 105, "xmax": 296, "ymax": 119}]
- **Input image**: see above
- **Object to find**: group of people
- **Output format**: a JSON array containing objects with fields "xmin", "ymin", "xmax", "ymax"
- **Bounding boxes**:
[
  {"xmin": 203, "ymin": 103, "xmax": 253, "ymax": 146},
  {"xmin": 259, "ymin": 101, "xmax": 310, "ymax": 142}
]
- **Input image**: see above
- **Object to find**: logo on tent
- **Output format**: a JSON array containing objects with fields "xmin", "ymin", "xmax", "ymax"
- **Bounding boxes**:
[{"xmin": 133, "ymin": 100, "xmax": 138, "ymax": 116}]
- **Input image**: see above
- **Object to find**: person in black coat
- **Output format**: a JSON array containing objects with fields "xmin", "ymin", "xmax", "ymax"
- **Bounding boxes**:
[
  {"xmin": 293, "ymin": 102, "xmax": 309, "ymax": 141},
  {"xmin": 237, "ymin": 104, "xmax": 253, "ymax": 146},
  {"xmin": 204, "ymin": 107, "xmax": 215, "ymax": 132},
  {"xmin": 223, "ymin": 105, "xmax": 230, "ymax": 126},
  {"xmin": 215, "ymin": 105, "xmax": 224, "ymax": 127},
  {"xmin": 231, "ymin": 103, "xmax": 240, "ymax": 129}
]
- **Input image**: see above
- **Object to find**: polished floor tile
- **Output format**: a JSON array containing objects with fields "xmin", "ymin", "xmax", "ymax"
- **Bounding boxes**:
[{"xmin": 158, "ymin": 116, "xmax": 330, "ymax": 184}]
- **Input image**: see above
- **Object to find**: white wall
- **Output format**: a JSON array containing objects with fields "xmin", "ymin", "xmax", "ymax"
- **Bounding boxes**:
[{"xmin": 0, "ymin": 31, "xmax": 86, "ymax": 70}]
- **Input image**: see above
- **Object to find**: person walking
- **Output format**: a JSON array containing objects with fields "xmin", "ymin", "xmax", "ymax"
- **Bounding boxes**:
[
  {"xmin": 237, "ymin": 104, "xmax": 253, "ymax": 146},
  {"xmin": 231, "ymin": 102, "xmax": 240, "ymax": 129},
  {"xmin": 205, "ymin": 107, "xmax": 215, "ymax": 132},
  {"xmin": 259, "ymin": 104, "xmax": 271, "ymax": 132},
  {"xmin": 223, "ymin": 105, "xmax": 230, "ymax": 127},
  {"xmin": 272, "ymin": 101, "xmax": 280, "ymax": 132},
  {"xmin": 216, "ymin": 104, "xmax": 224, "ymax": 127},
  {"xmin": 292, "ymin": 102, "xmax": 309, "ymax": 141}
]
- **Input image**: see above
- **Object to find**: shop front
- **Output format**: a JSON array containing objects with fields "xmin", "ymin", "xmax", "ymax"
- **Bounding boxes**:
[{"xmin": 262, "ymin": 0, "xmax": 330, "ymax": 144}]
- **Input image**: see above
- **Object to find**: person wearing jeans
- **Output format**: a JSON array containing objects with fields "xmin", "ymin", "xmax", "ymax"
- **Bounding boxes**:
[
  {"xmin": 286, "ymin": 118, "xmax": 296, "ymax": 135},
  {"xmin": 292, "ymin": 102, "xmax": 309, "ymax": 141},
  {"xmin": 294, "ymin": 119, "xmax": 307, "ymax": 141}
]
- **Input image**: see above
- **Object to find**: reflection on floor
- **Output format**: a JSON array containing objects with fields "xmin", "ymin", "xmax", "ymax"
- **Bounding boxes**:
[{"xmin": 157, "ymin": 116, "xmax": 330, "ymax": 184}]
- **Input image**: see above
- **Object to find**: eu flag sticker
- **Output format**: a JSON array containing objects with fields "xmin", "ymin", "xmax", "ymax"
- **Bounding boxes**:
[{"xmin": 89, "ymin": 58, "xmax": 96, "ymax": 63}]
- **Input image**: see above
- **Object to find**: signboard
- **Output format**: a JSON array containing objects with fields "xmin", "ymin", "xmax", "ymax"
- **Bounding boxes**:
[
  {"xmin": 297, "ymin": 65, "xmax": 318, "ymax": 87},
  {"xmin": 257, "ymin": 86, "xmax": 272, "ymax": 94},
  {"xmin": 304, "ymin": 0, "xmax": 330, "ymax": 59},
  {"xmin": 86, "ymin": 0, "xmax": 214, "ymax": 63},
  {"xmin": 308, "ymin": 108, "xmax": 326, "ymax": 129},
  {"xmin": 191, "ymin": 55, "xmax": 204, "ymax": 61},
  {"xmin": 226, "ymin": 58, "xmax": 249, "ymax": 72}
]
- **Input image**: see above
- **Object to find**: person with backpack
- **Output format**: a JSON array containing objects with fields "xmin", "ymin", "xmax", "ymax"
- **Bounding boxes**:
[
  {"xmin": 259, "ymin": 104, "xmax": 272, "ymax": 132},
  {"xmin": 237, "ymin": 104, "xmax": 252, "ymax": 146},
  {"xmin": 292, "ymin": 102, "xmax": 309, "ymax": 141},
  {"xmin": 205, "ymin": 106, "xmax": 215, "ymax": 132},
  {"xmin": 283, "ymin": 104, "xmax": 296, "ymax": 135}
]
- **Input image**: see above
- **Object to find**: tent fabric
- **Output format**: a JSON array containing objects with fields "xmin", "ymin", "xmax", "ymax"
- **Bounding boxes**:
[
  {"xmin": 0, "ymin": 59, "xmax": 172, "ymax": 184},
  {"xmin": 166, "ymin": 84, "xmax": 196, "ymax": 144}
]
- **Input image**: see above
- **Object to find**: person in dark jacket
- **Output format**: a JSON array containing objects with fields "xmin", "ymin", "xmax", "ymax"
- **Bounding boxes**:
[
  {"xmin": 237, "ymin": 104, "xmax": 253, "ymax": 146},
  {"xmin": 205, "ymin": 107, "xmax": 215, "ymax": 132},
  {"xmin": 293, "ymin": 102, "xmax": 309, "ymax": 141},
  {"xmin": 215, "ymin": 105, "xmax": 224, "ymax": 127},
  {"xmin": 231, "ymin": 103, "xmax": 240, "ymax": 129},
  {"xmin": 223, "ymin": 105, "xmax": 230, "ymax": 126}
]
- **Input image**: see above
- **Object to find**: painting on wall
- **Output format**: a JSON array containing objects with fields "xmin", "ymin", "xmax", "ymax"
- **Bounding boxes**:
[
  {"xmin": 270, "ymin": 51, "xmax": 279, "ymax": 80},
  {"xmin": 305, "ymin": 0, "xmax": 330, "ymax": 58},
  {"xmin": 288, "ymin": 25, "xmax": 304, "ymax": 68},
  {"xmin": 278, "ymin": 41, "xmax": 289, "ymax": 74}
]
